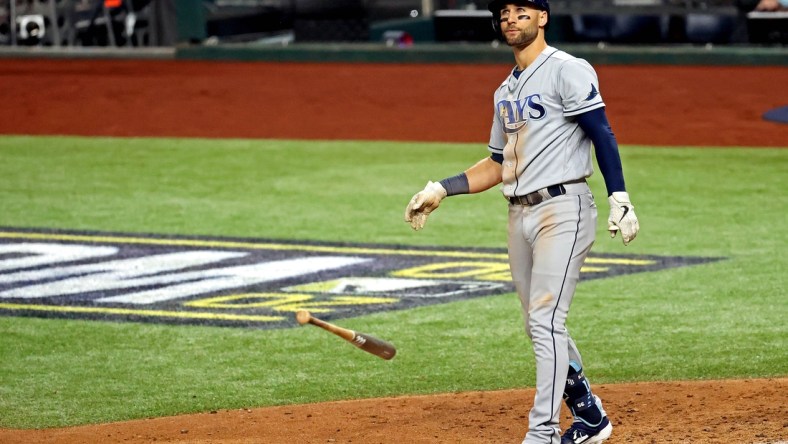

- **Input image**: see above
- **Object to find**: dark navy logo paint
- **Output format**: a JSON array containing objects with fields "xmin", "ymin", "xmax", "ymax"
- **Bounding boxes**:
[{"xmin": 0, "ymin": 228, "xmax": 723, "ymax": 329}]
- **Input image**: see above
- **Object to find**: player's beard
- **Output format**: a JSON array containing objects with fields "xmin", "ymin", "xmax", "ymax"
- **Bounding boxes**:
[{"xmin": 504, "ymin": 22, "xmax": 538, "ymax": 48}]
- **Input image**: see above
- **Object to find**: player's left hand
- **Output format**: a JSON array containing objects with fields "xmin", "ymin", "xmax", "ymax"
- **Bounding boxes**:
[
  {"xmin": 404, "ymin": 181, "xmax": 447, "ymax": 231},
  {"xmin": 608, "ymin": 191, "xmax": 639, "ymax": 245}
]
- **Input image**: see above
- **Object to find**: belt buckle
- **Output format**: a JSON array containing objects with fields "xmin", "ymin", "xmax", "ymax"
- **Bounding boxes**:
[
  {"xmin": 511, "ymin": 183, "xmax": 569, "ymax": 206},
  {"xmin": 511, "ymin": 192, "xmax": 539, "ymax": 206}
]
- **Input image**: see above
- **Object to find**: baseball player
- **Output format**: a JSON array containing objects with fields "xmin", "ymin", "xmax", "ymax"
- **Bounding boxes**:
[{"xmin": 404, "ymin": 1, "xmax": 639, "ymax": 443}]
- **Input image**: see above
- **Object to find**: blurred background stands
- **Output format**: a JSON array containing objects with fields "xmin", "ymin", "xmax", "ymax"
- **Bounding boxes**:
[
  {"xmin": 0, "ymin": 0, "xmax": 181, "ymax": 46},
  {"xmin": 0, "ymin": 0, "xmax": 785, "ymax": 47}
]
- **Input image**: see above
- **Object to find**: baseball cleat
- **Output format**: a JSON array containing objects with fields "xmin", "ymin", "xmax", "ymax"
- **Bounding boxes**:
[
  {"xmin": 560, "ymin": 419, "xmax": 612, "ymax": 444},
  {"xmin": 561, "ymin": 396, "xmax": 612, "ymax": 444}
]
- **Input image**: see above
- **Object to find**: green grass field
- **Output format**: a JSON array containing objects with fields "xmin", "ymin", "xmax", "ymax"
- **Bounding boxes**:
[{"xmin": 0, "ymin": 135, "xmax": 785, "ymax": 429}]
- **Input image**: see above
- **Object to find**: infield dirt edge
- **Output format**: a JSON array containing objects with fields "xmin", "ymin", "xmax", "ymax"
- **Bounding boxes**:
[{"xmin": 2, "ymin": 377, "xmax": 786, "ymax": 444}]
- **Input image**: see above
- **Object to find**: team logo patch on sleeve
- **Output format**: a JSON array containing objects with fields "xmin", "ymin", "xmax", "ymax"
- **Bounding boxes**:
[
  {"xmin": 586, "ymin": 84, "xmax": 599, "ymax": 101},
  {"xmin": 0, "ymin": 228, "xmax": 722, "ymax": 329}
]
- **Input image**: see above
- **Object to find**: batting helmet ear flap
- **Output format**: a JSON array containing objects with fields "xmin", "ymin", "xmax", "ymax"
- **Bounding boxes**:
[
  {"xmin": 491, "ymin": 15, "xmax": 506, "ymax": 42},
  {"xmin": 488, "ymin": 0, "xmax": 506, "ymax": 42}
]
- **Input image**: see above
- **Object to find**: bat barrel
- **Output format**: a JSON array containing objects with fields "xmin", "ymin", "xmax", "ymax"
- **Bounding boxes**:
[{"xmin": 352, "ymin": 333, "xmax": 397, "ymax": 360}]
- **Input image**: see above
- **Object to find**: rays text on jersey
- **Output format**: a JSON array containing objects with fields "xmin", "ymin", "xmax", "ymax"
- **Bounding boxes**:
[{"xmin": 498, "ymin": 94, "xmax": 546, "ymax": 133}]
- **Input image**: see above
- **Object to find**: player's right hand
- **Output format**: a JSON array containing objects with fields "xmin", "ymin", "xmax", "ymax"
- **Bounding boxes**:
[
  {"xmin": 608, "ymin": 191, "xmax": 639, "ymax": 245},
  {"xmin": 404, "ymin": 181, "xmax": 447, "ymax": 231}
]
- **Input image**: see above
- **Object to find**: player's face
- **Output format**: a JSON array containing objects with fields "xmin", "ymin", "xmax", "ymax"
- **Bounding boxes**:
[{"xmin": 499, "ymin": 5, "xmax": 540, "ymax": 47}]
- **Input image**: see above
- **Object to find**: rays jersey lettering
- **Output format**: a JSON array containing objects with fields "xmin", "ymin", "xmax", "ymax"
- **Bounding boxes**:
[{"xmin": 497, "ymin": 94, "xmax": 546, "ymax": 133}]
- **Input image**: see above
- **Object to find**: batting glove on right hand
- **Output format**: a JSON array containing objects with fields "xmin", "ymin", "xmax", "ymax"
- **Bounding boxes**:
[
  {"xmin": 608, "ymin": 191, "xmax": 639, "ymax": 246},
  {"xmin": 404, "ymin": 181, "xmax": 447, "ymax": 231}
]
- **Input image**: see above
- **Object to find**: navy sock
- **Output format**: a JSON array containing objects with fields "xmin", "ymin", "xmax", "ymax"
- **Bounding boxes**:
[{"xmin": 563, "ymin": 361, "xmax": 604, "ymax": 426}]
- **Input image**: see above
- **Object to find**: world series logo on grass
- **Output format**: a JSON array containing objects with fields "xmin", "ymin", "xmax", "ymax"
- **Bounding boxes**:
[{"xmin": 0, "ymin": 228, "xmax": 720, "ymax": 329}]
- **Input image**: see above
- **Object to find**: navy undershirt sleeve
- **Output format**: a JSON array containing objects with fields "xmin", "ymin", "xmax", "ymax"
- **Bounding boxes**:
[
  {"xmin": 490, "ymin": 152, "xmax": 503, "ymax": 164},
  {"xmin": 576, "ymin": 107, "xmax": 626, "ymax": 195}
]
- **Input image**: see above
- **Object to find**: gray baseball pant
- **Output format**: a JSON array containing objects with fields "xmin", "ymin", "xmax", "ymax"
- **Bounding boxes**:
[{"xmin": 507, "ymin": 183, "xmax": 597, "ymax": 444}]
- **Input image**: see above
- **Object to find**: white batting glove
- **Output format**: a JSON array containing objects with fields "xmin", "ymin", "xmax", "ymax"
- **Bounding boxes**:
[
  {"xmin": 608, "ymin": 191, "xmax": 639, "ymax": 246},
  {"xmin": 404, "ymin": 181, "xmax": 447, "ymax": 231}
]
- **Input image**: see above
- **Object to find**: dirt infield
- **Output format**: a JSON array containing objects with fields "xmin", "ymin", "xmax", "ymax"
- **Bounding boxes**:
[
  {"xmin": 0, "ymin": 58, "xmax": 786, "ymax": 443},
  {"xmin": 2, "ymin": 379, "xmax": 786, "ymax": 443}
]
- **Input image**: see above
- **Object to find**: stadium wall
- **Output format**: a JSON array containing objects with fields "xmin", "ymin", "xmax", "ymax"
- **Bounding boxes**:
[
  {"xmin": 1, "ymin": 43, "xmax": 786, "ymax": 66},
  {"xmin": 174, "ymin": 42, "xmax": 788, "ymax": 66}
]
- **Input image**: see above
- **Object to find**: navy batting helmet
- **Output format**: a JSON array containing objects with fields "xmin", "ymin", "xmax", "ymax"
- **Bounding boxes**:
[
  {"xmin": 487, "ymin": 0, "xmax": 549, "ymax": 15},
  {"xmin": 487, "ymin": 0, "xmax": 550, "ymax": 39}
]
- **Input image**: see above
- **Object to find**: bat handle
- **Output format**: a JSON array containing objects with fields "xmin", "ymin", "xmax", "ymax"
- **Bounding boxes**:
[{"xmin": 304, "ymin": 312, "xmax": 356, "ymax": 342}]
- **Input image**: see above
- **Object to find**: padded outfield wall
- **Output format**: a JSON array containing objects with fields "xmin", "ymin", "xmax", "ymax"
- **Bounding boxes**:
[
  {"xmin": 1, "ymin": 41, "xmax": 786, "ymax": 66},
  {"xmin": 173, "ymin": 41, "xmax": 788, "ymax": 66}
]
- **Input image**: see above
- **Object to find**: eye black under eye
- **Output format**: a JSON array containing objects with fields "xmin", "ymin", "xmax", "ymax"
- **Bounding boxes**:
[{"xmin": 500, "ymin": 14, "xmax": 529, "ymax": 21}]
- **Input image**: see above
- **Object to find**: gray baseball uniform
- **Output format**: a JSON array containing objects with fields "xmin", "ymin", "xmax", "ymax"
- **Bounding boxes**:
[
  {"xmin": 406, "ymin": 5, "xmax": 635, "ymax": 441},
  {"xmin": 489, "ymin": 46, "xmax": 603, "ymax": 443}
]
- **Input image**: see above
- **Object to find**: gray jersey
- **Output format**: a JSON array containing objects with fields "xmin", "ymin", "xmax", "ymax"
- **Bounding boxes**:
[{"xmin": 488, "ymin": 46, "xmax": 605, "ymax": 197}]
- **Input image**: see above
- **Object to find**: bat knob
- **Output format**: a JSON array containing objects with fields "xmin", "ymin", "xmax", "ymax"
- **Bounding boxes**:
[{"xmin": 295, "ymin": 310, "xmax": 311, "ymax": 325}]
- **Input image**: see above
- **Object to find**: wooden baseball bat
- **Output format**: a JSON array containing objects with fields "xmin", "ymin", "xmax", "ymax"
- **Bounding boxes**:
[{"xmin": 295, "ymin": 310, "xmax": 396, "ymax": 360}]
